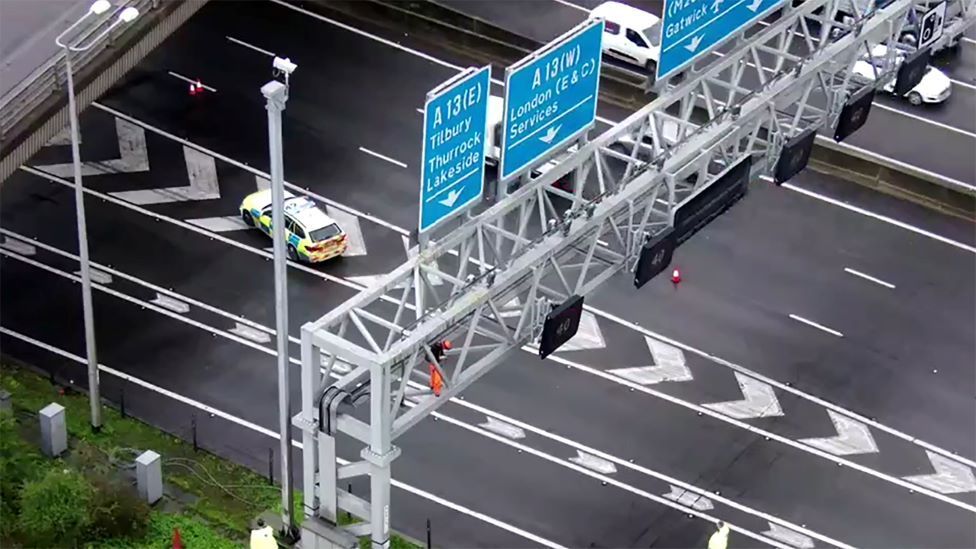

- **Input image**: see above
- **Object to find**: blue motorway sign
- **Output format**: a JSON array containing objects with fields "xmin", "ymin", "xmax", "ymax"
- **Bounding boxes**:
[
  {"xmin": 500, "ymin": 19, "xmax": 603, "ymax": 181},
  {"xmin": 658, "ymin": 0, "xmax": 786, "ymax": 80},
  {"xmin": 420, "ymin": 66, "xmax": 491, "ymax": 233}
]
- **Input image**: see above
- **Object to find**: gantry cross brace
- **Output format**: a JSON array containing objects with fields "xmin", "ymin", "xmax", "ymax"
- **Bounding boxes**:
[{"xmin": 294, "ymin": 0, "xmax": 919, "ymax": 545}]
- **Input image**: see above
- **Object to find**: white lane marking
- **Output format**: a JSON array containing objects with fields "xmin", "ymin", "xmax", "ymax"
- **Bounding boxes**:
[
  {"xmin": 541, "ymin": 351, "xmax": 976, "ymax": 513},
  {"xmin": 187, "ymin": 216, "xmax": 250, "ymax": 232},
  {"xmin": 588, "ymin": 307, "xmax": 976, "ymax": 470},
  {"xmin": 230, "ymin": 322, "xmax": 272, "ymax": 344},
  {"xmin": 788, "ymin": 314, "xmax": 844, "ymax": 338},
  {"xmin": 36, "ymin": 118, "xmax": 149, "ymax": 177},
  {"xmin": 557, "ymin": 310, "xmax": 605, "ymax": 351},
  {"xmin": 477, "ymin": 416, "xmax": 526, "ymax": 440},
  {"xmin": 1, "ymin": 237, "xmax": 36, "ymax": 256},
  {"xmin": 324, "ymin": 206, "xmax": 367, "ymax": 256},
  {"xmin": 843, "ymin": 267, "xmax": 896, "ymax": 289},
  {"xmin": 167, "ymin": 71, "xmax": 218, "ymax": 92},
  {"xmin": 92, "ymin": 103, "xmax": 405, "ymax": 236},
  {"xmin": 904, "ymin": 451, "xmax": 976, "ymax": 494},
  {"xmin": 226, "ymin": 35, "xmax": 276, "ymax": 57},
  {"xmin": 86, "ymin": 104, "xmax": 976, "ymax": 468},
  {"xmin": 551, "ymin": 0, "xmax": 589, "ymax": 12},
  {"xmin": 0, "ymin": 228, "xmax": 274, "ymax": 341},
  {"xmin": 568, "ymin": 450, "xmax": 617, "ymax": 475},
  {"xmin": 416, "ymin": 107, "xmax": 424, "ymax": 114},
  {"xmin": 876, "ymin": 100, "xmax": 976, "ymax": 138},
  {"xmin": 151, "ymin": 293, "xmax": 190, "ymax": 314},
  {"xmin": 609, "ymin": 336, "xmax": 693, "ymax": 384},
  {"xmin": 358, "ymin": 146, "xmax": 407, "ymax": 168},
  {"xmin": 703, "ymin": 372, "xmax": 784, "ymax": 419},
  {"xmin": 0, "ymin": 327, "xmax": 566, "ymax": 549},
  {"xmin": 800, "ymin": 410, "xmax": 879, "ymax": 456},
  {"xmin": 112, "ymin": 146, "xmax": 221, "ymax": 205},
  {"xmin": 763, "ymin": 523, "xmax": 815, "ymax": 549},
  {"xmin": 663, "ymin": 485, "xmax": 714, "ymax": 511},
  {"xmin": 0, "ymin": 233, "xmax": 861, "ymax": 548},
  {"xmin": 951, "ymin": 78, "xmax": 976, "ymax": 91},
  {"xmin": 780, "ymin": 182, "xmax": 976, "ymax": 253},
  {"xmin": 417, "ymin": 402, "xmax": 793, "ymax": 549},
  {"xmin": 73, "ymin": 268, "xmax": 112, "ymax": 285},
  {"xmin": 963, "ymin": 37, "xmax": 976, "ymax": 46}
]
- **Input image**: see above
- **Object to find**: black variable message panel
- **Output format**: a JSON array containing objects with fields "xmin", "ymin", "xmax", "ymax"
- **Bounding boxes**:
[
  {"xmin": 539, "ymin": 294, "xmax": 584, "ymax": 359},
  {"xmin": 894, "ymin": 47, "xmax": 931, "ymax": 97},
  {"xmin": 834, "ymin": 87, "xmax": 875, "ymax": 142},
  {"xmin": 634, "ymin": 228, "xmax": 676, "ymax": 289},
  {"xmin": 774, "ymin": 128, "xmax": 817, "ymax": 184},
  {"xmin": 674, "ymin": 156, "xmax": 752, "ymax": 244}
]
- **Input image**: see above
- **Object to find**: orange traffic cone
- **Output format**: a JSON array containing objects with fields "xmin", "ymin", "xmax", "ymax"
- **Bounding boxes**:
[
  {"xmin": 429, "ymin": 364, "xmax": 443, "ymax": 397},
  {"xmin": 172, "ymin": 527, "xmax": 184, "ymax": 549},
  {"xmin": 671, "ymin": 268, "xmax": 681, "ymax": 284}
]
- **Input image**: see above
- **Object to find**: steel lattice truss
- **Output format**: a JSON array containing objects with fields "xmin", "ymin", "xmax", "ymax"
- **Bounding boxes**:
[{"xmin": 294, "ymin": 0, "xmax": 922, "ymax": 546}]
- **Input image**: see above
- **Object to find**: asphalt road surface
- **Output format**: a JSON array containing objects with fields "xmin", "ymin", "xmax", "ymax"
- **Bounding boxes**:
[{"xmin": 2, "ymin": 1, "xmax": 974, "ymax": 547}]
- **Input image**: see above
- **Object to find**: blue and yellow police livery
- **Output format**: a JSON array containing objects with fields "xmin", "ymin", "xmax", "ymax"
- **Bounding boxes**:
[{"xmin": 239, "ymin": 189, "xmax": 347, "ymax": 263}]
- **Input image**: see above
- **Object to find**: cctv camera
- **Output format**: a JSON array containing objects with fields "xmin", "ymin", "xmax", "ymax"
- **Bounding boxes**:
[{"xmin": 273, "ymin": 56, "xmax": 297, "ymax": 75}]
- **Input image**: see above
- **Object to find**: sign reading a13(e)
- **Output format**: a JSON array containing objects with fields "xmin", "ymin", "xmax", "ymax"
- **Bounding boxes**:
[
  {"xmin": 420, "ymin": 66, "xmax": 491, "ymax": 233},
  {"xmin": 658, "ymin": 0, "xmax": 786, "ymax": 81},
  {"xmin": 501, "ymin": 19, "xmax": 603, "ymax": 182}
]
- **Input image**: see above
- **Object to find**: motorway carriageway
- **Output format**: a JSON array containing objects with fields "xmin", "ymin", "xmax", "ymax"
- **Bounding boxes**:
[
  {"xmin": 440, "ymin": 0, "xmax": 976, "ymax": 188},
  {"xmin": 2, "ymin": 0, "xmax": 974, "ymax": 546}
]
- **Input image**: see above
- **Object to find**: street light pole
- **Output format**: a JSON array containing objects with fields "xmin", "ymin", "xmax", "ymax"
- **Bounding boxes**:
[
  {"xmin": 262, "ymin": 75, "xmax": 295, "ymax": 537},
  {"xmin": 56, "ymin": 0, "xmax": 140, "ymax": 431}
]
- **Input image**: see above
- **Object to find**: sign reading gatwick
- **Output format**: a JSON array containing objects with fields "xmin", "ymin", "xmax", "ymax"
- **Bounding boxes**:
[
  {"xmin": 420, "ymin": 66, "xmax": 491, "ymax": 233},
  {"xmin": 501, "ymin": 19, "xmax": 603, "ymax": 181},
  {"xmin": 658, "ymin": 0, "xmax": 786, "ymax": 80}
]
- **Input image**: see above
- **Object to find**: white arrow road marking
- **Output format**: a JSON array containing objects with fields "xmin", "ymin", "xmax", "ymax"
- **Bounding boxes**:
[
  {"xmin": 684, "ymin": 35, "xmax": 704, "ymax": 52},
  {"xmin": 1, "ymin": 237, "xmax": 36, "ymax": 256},
  {"xmin": 539, "ymin": 124, "xmax": 561, "ymax": 144},
  {"xmin": 662, "ymin": 485, "xmax": 713, "ymax": 510},
  {"xmin": 557, "ymin": 310, "xmax": 605, "ymax": 352},
  {"xmin": 111, "ymin": 146, "xmax": 220, "ymax": 205},
  {"xmin": 762, "ymin": 523, "xmax": 814, "ymax": 548},
  {"xmin": 73, "ymin": 268, "xmax": 112, "ymax": 285},
  {"xmin": 801, "ymin": 410, "xmax": 878, "ymax": 456},
  {"xmin": 478, "ymin": 417, "xmax": 526, "ymax": 440},
  {"xmin": 568, "ymin": 451, "xmax": 616, "ymax": 475},
  {"xmin": 47, "ymin": 125, "xmax": 80, "ymax": 146},
  {"xmin": 38, "ymin": 118, "xmax": 149, "ymax": 177},
  {"xmin": 151, "ymin": 293, "xmax": 190, "ymax": 314},
  {"xmin": 439, "ymin": 188, "xmax": 463, "ymax": 208},
  {"xmin": 324, "ymin": 206, "xmax": 367, "ymax": 256},
  {"xmin": 609, "ymin": 336, "xmax": 692, "ymax": 384},
  {"xmin": 904, "ymin": 451, "xmax": 976, "ymax": 494},
  {"xmin": 703, "ymin": 373, "xmax": 783, "ymax": 419},
  {"xmin": 747, "ymin": 0, "xmax": 764, "ymax": 12},
  {"xmin": 230, "ymin": 322, "xmax": 271, "ymax": 344},
  {"xmin": 187, "ymin": 216, "xmax": 250, "ymax": 232}
]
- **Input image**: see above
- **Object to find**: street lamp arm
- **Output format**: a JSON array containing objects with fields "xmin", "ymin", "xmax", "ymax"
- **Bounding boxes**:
[
  {"xmin": 54, "ymin": 10, "xmax": 94, "ymax": 48},
  {"xmin": 66, "ymin": 17, "xmax": 125, "ymax": 52}
]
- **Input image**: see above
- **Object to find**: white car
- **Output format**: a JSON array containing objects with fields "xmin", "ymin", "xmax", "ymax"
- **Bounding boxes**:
[
  {"xmin": 590, "ymin": 1, "xmax": 662, "ymax": 73},
  {"xmin": 852, "ymin": 45, "xmax": 951, "ymax": 105}
]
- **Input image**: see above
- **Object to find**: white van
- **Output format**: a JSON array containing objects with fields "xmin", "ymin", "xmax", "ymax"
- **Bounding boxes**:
[{"xmin": 590, "ymin": 1, "xmax": 662, "ymax": 73}]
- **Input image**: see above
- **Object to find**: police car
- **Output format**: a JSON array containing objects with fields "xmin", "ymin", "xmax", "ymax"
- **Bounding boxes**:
[{"xmin": 239, "ymin": 189, "xmax": 347, "ymax": 263}]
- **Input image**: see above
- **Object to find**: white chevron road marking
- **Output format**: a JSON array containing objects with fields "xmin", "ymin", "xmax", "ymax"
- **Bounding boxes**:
[
  {"xmin": 568, "ymin": 451, "xmax": 616, "ymax": 475},
  {"xmin": 763, "ymin": 523, "xmax": 815, "ymax": 548},
  {"xmin": 662, "ymin": 485, "xmax": 713, "ymax": 510},
  {"xmin": 609, "ymin": 336, "xmax": 692, "ymax": 384},
  {"xmin": 38, "ymin": 118, "xmax": 149, "ymax": 177},
  {"xmin": 111, "ymin": 146, "xmax": 219, "ymax": 205},
  {"xmin": 904, "ymin": 451, "xmax": 976, "ymax": 494},
  {"xmin": 703, "ymin": 373, "xmax": 783, "ymax": 419},
  {"xmin": 801, "ymin": 410, "xmax": 878, "ymax": 456}
]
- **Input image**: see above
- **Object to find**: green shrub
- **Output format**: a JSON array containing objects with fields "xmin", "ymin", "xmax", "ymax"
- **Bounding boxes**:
[
  {"xmin": 18, "ymin": 467, "xmax": 93, "ymax": 547},
  {"xmin": 0, "ymin": 412, "xmax": 42, "ymax": 536},
  {"xmin": 86, "ymin": 476, "xmax": 150, "ymax": 542}
]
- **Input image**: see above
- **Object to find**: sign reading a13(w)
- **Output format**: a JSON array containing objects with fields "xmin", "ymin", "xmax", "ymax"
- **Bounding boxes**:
[
  {"xmin": 420, "ymin": 66, "xmax": 491, "ymax": 233},
  {"xmin": 501, "ymin": 19, "xmax": 603, "ymax": 182},
  {"xmin": 658, "ymin": 0, "xmax": 786, "ymax": 81}
]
